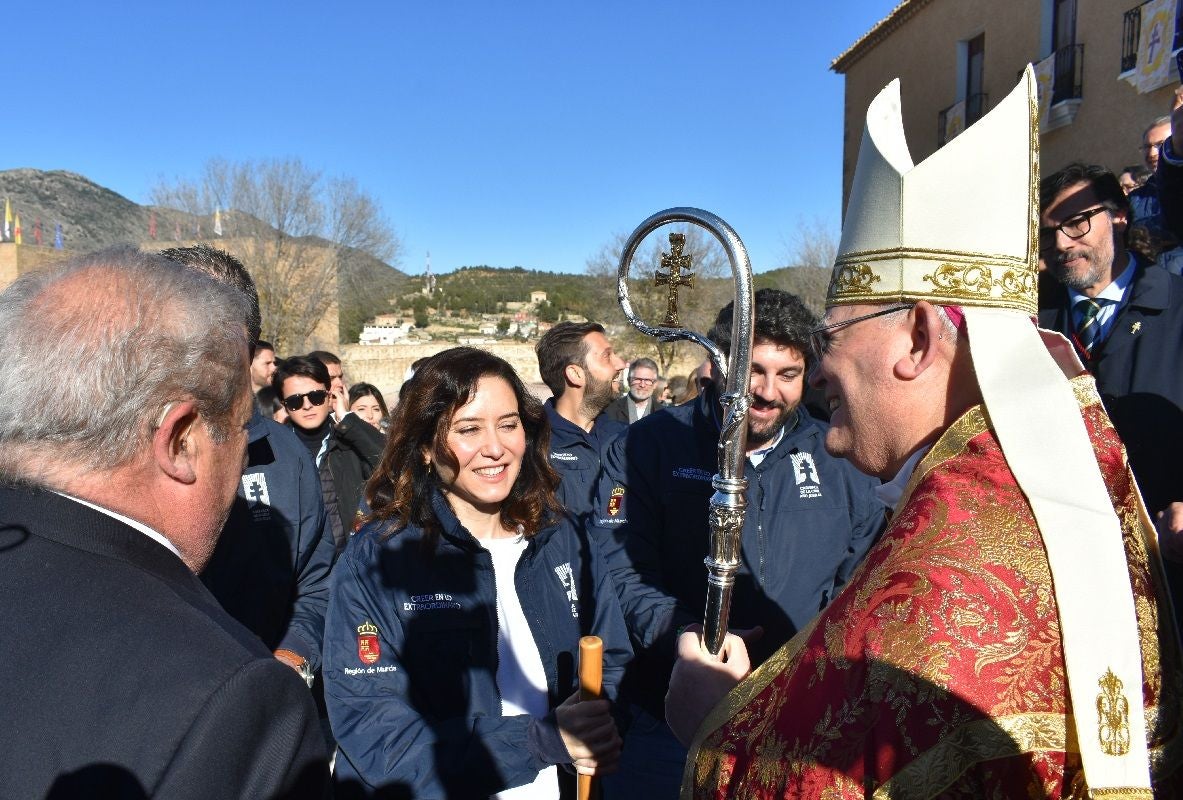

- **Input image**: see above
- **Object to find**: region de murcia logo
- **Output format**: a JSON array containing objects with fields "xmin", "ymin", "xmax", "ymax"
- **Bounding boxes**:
[
  {"xmin": 790, "ymin": 452, "xmax": 822, "ymax": 499},
  {"xmin": 357, "ymin": 620, "xmax": 380, "ymax": 665},
  {"xmin": 607, "ymin": 486, "xmax": 625, "ymax": 517}
]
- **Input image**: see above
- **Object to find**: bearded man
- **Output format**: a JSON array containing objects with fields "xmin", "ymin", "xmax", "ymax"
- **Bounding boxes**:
[
  {"xmin": 666, "ymin": 68, "xmax": 1183, "ymax": 798},
  {"xmin": 593, "ymin": 288, "xmax": 884, "ymax": 798}
]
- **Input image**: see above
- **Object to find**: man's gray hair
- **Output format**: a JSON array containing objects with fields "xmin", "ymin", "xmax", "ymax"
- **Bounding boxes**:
[
  {"xmin": 0, "ymin": 246, "xmax": 251, "ymax": 484},
  {"xmin": 1146, "ymin": 115, "xmax": 1172, "ymax": 136},
  {"xmin": 629, "ymin": 357, "xmax": 659, "ymax": 379}
]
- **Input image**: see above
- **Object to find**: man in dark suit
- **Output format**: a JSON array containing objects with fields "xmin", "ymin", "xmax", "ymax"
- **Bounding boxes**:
[
  {"xmin": 1038, "ymin": 163, "xmax": 1183, "ymax": 626},
  {"xmin": 0, "ymin": 247, "xmax": 328, "ymax": 798},
  {"xmin": 602, "ymin": 357, "xmax": 660, "ymax": 424}
]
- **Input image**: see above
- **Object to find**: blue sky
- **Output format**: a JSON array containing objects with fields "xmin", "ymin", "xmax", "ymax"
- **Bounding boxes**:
[{"xmin": 5, "ymin": 1, "xmax": 896, "ymax": 275}]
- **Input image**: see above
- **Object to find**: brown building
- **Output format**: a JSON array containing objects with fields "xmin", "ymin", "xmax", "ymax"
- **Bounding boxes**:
[{"xmin": 833, "ymin": 0, "xmax": 1181, "ymax": 211}]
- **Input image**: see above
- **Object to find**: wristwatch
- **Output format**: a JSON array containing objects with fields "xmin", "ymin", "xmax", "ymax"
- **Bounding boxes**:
[{"xmin": 274, "ymin": 649, "xmax": 315, "ymax": 687}]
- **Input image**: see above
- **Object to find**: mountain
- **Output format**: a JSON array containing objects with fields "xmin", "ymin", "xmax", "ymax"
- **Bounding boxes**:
[
  {"xmin": 0, "ymin": 169, "xmax": 155, "ymax": 248},
  {"xmin": 0, "ymin": 168, "xmax": 410, "ymax": 343}
]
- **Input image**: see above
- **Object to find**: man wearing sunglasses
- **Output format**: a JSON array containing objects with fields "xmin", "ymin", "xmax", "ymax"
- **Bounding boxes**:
[
  {"xmin": 1037, "ymin": 164, "xmax": 1183, "ymax": 584},
  {"xmin": 274, "ymin": 356, "xmax": 384, "ymax": 553}
]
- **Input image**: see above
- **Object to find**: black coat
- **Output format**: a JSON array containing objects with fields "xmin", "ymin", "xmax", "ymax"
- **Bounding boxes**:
[
  {"xmin": 0, "ymin": 486, "xmax": 328, "ymax": 799},
  {"xmin": 1038, "ymin": 262, "xmax": 1183, "ymax": 515},
  {"xmin": 600, "ymin": 394, "xmax": 655, "ymax": 424},
  {"xmin": 323, "ymin": 413, "xmax": 386, "ymax": 552}
]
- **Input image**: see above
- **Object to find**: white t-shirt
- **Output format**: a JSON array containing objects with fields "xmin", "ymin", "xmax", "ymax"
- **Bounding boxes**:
[{"xmin": 484, "ymin": 534, "xmax": 559, "ymax": 800}]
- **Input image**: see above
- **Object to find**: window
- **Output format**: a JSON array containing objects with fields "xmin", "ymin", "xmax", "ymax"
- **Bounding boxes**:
[
  {"xmin": 1051, "ymin": 0, "xmax": 1082, "ymax": 103},
  {"xmin": 965, "ymin": 33, "xmax": 986, "ymax": 124}
]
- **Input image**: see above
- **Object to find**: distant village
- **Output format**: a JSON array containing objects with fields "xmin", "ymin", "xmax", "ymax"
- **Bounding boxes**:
[{"xmin": 357, "ymin": 286, "xmax": 587, "ymax": 347}]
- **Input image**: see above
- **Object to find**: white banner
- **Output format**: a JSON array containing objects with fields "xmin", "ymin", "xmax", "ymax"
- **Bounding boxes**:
[
  {"xmin": 1033, "ymin": 53, "xmax": 1056, "ymax": 128},
  {"xmin": 1135, "ymin": 0, "xmax": 1178, "ymax": 94},
  {"xmin": 944, "ymin": 99, "xmax": 965, "ymax": 142}
]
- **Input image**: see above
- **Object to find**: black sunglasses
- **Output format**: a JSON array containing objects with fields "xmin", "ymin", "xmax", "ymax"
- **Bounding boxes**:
[{"xmin": 282, "ymin": 390, "xmax": 329, "ymax": 412}]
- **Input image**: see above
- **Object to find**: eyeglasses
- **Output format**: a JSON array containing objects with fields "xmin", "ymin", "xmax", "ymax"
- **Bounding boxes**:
[
  {"xmin": 1141, "ymin": 139, "xmax": 1167, "ymax": 153},
  {"xmin": 629, "ymin": 376, "xmax": 656, "ymax": 385},
  {"xmin": 809, "ymin": 305, "xmax": 913, "ymax": 360},
  {"xmin": 282, "ymin": 390, "xmax": 329, "ymax": 412},
  {"xmin": 1038, "ymin": 206, "xmax": 1109, "ymax": 251}
]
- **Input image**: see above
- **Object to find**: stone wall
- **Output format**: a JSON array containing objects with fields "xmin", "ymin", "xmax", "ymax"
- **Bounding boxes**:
[
  {"xmin": 0, "ymin": 243, "xmax": 75, "ymax": 291},
  {"xmin": 341, "ymin": 341, "xmax": 708, "ymax": 404}
]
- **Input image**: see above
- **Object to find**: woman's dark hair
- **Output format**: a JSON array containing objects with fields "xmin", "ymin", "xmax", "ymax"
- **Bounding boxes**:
[
  {"xmin": 364, "ymin": 347, "xmax": 561, "ymax": 543},
  {"xmin": 348, "ymin": 382, "xmax": 389, "ymax": 418},
  {"xmin": 256, "ymin": 385, "xmax": 283, "ymax": 417}
]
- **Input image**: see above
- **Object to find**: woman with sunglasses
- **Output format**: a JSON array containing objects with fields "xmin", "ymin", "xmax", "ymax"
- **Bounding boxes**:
[
  {"xmin": 324, "ymin": 347, "xmax": 629, "ymax": 799},
  {"xmin": 273, "ymin": 356, "xmax": 385, "ymax": 552}
]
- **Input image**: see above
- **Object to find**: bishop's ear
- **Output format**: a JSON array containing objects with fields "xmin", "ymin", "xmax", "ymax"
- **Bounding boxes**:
[
  {"xmin": 152, "ymin": 400, "xmax": 201, "ymax": 484},
  {"xmin": 893, "ymin": 301, "xmax": 945, "ymax": 381}
]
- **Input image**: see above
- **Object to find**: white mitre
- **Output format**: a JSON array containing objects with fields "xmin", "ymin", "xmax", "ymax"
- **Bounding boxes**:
[{"xmin": 830, "ymin": 67, "xmax": 1153, "ymax": 796}]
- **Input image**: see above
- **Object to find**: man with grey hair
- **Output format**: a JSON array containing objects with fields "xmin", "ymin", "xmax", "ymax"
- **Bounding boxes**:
[
  {"xmin": 159, "ymin": 244, "xmax": 336, "ymax": 684},
  {"xmin": 0, "ymin": 247, "xmax": 328, "ymax": 798},
  {"xmin": 602, "ymin": 357, "xmax": 660, "ymax": 423}
]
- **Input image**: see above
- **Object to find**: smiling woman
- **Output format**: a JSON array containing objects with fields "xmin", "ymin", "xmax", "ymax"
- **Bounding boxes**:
[{"xmin": 323, "ymin": 347, "xmax": 632, "ymax": 799}]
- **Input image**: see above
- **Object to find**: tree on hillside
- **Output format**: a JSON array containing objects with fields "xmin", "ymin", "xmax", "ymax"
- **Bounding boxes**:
[
  {"xmin": 152, "ymin": 158, "xmax": 402, "ymax": 353},
  {"xmin": 412, "ymin": 295, "xmax": 430, "ymax": 329},
  {"xmin": 767, "ymin": 215, "xmax": 840, "ymax": 313},
  {"xmin": 586, "ymin": 225, "xmax": 732, "ymax": 376},
  {"xmin": 785, "ymin": 215, "xmax": 838, "ymax": 271}
]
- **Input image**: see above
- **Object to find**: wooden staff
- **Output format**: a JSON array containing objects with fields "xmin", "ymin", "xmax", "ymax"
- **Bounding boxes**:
[{"xmin": 578, "ymin": 635, "xmax": 603, "ymax": 800}]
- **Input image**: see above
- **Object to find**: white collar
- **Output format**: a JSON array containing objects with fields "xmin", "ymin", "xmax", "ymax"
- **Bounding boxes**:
[
  {"xmin": 54, "ymin": 492, "xmax": 183, "ymax": 560},
  {"xmin": 873, "ymin": 445, "xmax": 931, "ymax": 510}
]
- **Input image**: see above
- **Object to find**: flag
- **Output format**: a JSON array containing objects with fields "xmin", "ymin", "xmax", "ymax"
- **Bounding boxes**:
[
  {"xmin": 14, "ymin": 213, "xmax": 21, "ymax": 245},
  {"xmin": 4, "ymin": 198, "xmax": 11, "ymax": 241},
  {"xmin": 1033, "ymin": 53, "xmax": 1056, "ymax": 128},
  {"xmin": 213, "ymin": 207, "xmax": 223, "ymax": 237},
  {"xmin": 1135, "ymin": 0, "xmax": 1178, "ymax": 93},
  {"xmin": 54, "ymin": 222, "xmax": 63, "ymax": 249},
  {"xmin": 33, "ymin": 218, "xmax": 42, "ymax": 246},
  {"xmin": 149, "ymin": 211, "xmax": 157, "ymax": 240},
  {"xmin": 943, "ymin": 99, "xmax": 966, "ymax": 143}
]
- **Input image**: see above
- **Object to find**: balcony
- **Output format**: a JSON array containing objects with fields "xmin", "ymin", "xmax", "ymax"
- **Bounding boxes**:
[
  {"xmin": 1121, "ymin": 0, "xmax": 1183, "ymax": 73},
  {"xmin": 936, "ymin": 93, "xmax": 988, "ymax": 147},
  {"xmin": 1052, "ymin": 43, "xmax": 1084, "ymax": 104}
]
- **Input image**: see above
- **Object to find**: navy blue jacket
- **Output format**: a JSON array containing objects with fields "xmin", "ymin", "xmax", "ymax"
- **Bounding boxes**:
[
  {"xmin": 592, "ymin": 388, "xmax": 884, "ymax": 713},
  {"xmin": 201, "ymin": 407, "xmax": 336, "ymax": 669},
  {"xmin": 544, "ymin": 399, "xmax": 626, "ymax": 526},
  {"xmin": 324, "ymin": 490, "xmax": 631, "ymax": 798},
  {"xmin": 1038, "ymin": 261, "xmax": 1183, "ymax": 515}
]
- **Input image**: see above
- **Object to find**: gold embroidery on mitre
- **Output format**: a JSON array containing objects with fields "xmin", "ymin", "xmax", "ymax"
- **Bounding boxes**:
[
  {"xmin": 922, "ymin": 262, "xmax": 1037, "ymax": 302},
  {"xmin": 827, "ymin": 247, "xmax": 1037, "ymax": 313},
  {"xmin": 1097, "ymin": 668, "xmax": 1132, "ymax": 756},
  {"xmin": 830, "ymin": 263, "xmax": 880, "ymax": 294}
]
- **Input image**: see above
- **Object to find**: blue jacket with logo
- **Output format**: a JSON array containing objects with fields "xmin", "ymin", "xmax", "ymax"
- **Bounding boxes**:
[
  {"xmin": 324, "ymin": 490, "xmax": 632, "ymax": 798},
  {"xmin": 592, "ymin": 387, "xmax": 884, "ymax": 714},
  {"xmin": 201, "ymin": 407, "xmax": 336, "ymax": 670},
  {"xmin": 544, "ymin": 399, "xmax": 626, "ymax": 527}
]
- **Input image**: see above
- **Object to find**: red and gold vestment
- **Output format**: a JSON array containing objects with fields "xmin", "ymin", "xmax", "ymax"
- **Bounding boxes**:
[{"xmin": 685, "ymin": 378, "xmax": 1183, "ymax": 799}]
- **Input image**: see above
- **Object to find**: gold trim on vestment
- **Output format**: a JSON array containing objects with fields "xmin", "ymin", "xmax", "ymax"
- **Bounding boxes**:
[{"xmin": 683, "ymin": 374, "xmax": 1183, "ymax": 798}]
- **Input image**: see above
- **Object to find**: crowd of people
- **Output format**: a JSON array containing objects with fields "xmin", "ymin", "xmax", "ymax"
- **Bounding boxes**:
[{"xmin": 2, "ymin": 67, "xmax": 1183, "ymax": 799}]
